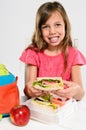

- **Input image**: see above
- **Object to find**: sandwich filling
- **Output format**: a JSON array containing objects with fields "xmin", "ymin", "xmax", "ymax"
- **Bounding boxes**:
[{"xmin": 32, "ymin": 77, "xmax": 63, "ymax": 90}]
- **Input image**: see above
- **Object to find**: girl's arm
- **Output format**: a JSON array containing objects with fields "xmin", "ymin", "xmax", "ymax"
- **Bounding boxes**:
[
  {"xmin": 70, "ymin": 65, "xmax": 85, "ymax": 100},
  {"xmin": 24, "ymin": 64, "xmax": 37, "ymax": 98},
  {"xmin": 52, "ymin": 65, "xmax": 85, "ymax": 101},
  {"xmin": 24, "ymin": 64, "xmax": 46, "ymax": 98},
  {"xmin": 25, "ymin": 64, "xmax": 37, "ymax": 83}
]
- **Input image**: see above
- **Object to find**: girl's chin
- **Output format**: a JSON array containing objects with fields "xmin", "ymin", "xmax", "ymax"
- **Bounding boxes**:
[{"xmin": 49, "ymin": 43, "xmax": 60, "ymax": 46}]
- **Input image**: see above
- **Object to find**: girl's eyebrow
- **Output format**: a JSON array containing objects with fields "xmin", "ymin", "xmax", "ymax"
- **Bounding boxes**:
[
  {"xmin": 41, "ymin": 24, "xmax": 48, "ymax": 27},
  {"xmin": 42, "ymin": 21, "xmax": 62, "ymax": 26}
]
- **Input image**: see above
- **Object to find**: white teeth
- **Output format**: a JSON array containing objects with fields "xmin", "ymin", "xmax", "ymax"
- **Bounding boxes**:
[{"xmin": 49, "ymin": 37, "xmax": 58, "ymax": 43}]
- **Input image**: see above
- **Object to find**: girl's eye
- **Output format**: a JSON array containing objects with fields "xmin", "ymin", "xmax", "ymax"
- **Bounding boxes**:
[{"xmin": 56, "ymin": 23, "xmax": 61, "ymax": 27}]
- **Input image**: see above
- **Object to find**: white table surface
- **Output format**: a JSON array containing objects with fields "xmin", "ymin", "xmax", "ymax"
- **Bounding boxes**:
[{"xmin": 0, "ymin": 95, "xmax": 86, "ymax": 130}]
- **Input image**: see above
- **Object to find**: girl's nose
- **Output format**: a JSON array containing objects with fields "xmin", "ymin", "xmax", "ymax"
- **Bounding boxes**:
[{"xmin": 49, "ymin": 27, "xmax": 56, "ymax": 34}]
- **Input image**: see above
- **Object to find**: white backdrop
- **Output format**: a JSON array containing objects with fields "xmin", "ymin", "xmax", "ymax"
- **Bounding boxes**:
[{"xmin": 0, "ymin": 0, "xmax": 86, "ymax": 96}]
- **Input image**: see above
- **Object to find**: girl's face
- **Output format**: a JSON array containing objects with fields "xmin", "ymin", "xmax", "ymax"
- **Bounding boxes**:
[{"xmin": 41, "ymin": 11, "xmax": 65, "ymax": 48}]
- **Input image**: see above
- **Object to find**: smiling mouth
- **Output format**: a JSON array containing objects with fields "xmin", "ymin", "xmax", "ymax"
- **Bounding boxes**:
[{"xmin": 49, "ymin": 36, "xmax": 59, "ymax": 43}]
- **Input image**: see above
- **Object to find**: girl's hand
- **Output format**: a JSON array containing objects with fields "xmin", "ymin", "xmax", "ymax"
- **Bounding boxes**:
[
  {"xmin": 24, "ymin": 81, "xmax": 48, "ymax": 98},
  {"xmin": 51, "ymin": 80, "xmax": 82, "ymax": 99}
]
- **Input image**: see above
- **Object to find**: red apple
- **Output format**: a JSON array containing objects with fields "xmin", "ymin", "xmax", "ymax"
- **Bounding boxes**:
[{"xmin": 10, "ymin": 105, "xmax": 30, "ymax": 126}]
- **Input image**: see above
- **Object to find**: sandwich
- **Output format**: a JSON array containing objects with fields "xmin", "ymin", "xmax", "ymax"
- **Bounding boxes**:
[
  {"xmin": 30, "ymin": 94, "xmax": 66, "ymax": 111},
  {"xmin": 31, "ymin": 98, "xmax": 57, "ymax": 111},
  {"xmin": 32, "ymin": 77, "xmax": 64, "ymax": 91},
  {"xmin": 30, "ymin": 94, "xmax": 58, "ymax": 111}
]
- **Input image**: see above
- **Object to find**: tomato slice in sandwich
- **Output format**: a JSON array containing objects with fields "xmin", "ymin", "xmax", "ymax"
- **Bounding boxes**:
[{"xmin": 50, "ymin": 97, "xmax": 65, "ymax": 107}]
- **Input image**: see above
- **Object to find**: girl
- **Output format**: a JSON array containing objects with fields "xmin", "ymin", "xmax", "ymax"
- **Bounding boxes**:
[{"xmin": 19, "ymin": 1, "xmax": 86, "ymax": 100}]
